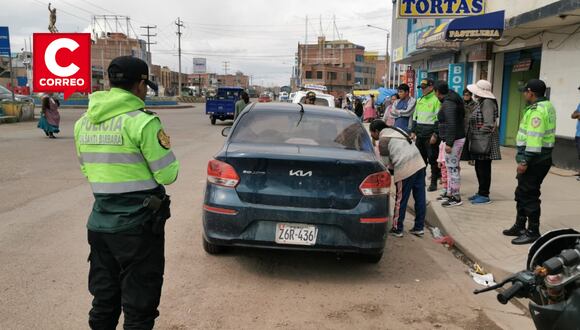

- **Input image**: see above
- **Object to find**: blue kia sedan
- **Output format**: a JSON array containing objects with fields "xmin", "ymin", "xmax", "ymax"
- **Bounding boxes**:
[{"xmin": 202, "ymin": 102, "xmax": 390, "ymax": 262}]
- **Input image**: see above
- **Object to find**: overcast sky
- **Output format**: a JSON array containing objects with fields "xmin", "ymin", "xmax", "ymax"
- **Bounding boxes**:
[{"xmin": 2, "ymin": 0, "xmax": 393, "ymax": 86}]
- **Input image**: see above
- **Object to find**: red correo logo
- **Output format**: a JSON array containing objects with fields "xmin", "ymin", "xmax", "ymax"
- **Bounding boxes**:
[{"xmin": 33, "ymin": 33, "xmax": 91, "ymax": 99}]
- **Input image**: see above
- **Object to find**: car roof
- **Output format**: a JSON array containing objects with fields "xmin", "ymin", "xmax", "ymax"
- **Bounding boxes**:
[{"xmin": 248, "ymin": 102, "xmax": 355, "ymax": 119}]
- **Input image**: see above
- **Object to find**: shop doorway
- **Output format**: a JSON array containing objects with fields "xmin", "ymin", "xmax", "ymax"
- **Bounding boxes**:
[{"xmin": 499, "ymin": 48, "xmax": 542, "ymax": 146}]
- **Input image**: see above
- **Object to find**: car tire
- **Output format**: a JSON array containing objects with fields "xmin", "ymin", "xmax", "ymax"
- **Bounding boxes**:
[
  {"xmin": 210, "ymin": 116, "xmax": 216, "ymax": 125},
  {"xmin": 203, "ymin": 237, "xmax": 224, "ymax": 255},
  {"xmin": 361, "ymin": 252, "xmax": 383, "ymax": 263}
]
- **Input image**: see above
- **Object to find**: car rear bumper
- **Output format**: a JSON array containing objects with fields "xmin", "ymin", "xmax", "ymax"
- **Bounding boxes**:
[{"xmin": 202, "ymin": 184, "xmax": 389, "ymax": 254}]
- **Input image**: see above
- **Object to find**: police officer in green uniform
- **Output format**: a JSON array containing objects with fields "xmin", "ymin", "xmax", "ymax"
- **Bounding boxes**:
[
  {"xmin": 74, "ymin": 56, "xmax": 179, "ymax": 329},
  {"xmin": 411, "ymin": 78, "xmax": 441, "ymax": 191},
  {"xmin": 503, "ymin": 79, "xmax": 556, "ymax": 245}
]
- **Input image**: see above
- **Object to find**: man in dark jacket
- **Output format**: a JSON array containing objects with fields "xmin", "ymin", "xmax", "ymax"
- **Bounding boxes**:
[{"xmin": 434, "ymin": 80, "xmax": 466, "ymax": 207}]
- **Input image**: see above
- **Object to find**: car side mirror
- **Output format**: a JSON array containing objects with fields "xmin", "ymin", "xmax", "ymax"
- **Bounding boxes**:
[{"xmin": 221, "ymin": 127, "xmax": 231, "ymax": 137}]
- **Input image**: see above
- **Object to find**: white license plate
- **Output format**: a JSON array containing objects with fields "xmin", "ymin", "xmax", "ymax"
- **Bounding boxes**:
[{"xmin": 275, "ymin": 223, "xmax": 318, "ymax": 246}]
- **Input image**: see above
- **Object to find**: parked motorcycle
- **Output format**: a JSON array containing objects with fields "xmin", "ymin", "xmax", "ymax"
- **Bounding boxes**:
[{"xmin": 474, "ymin": 229, "xmax": 580, "ymax": 330}]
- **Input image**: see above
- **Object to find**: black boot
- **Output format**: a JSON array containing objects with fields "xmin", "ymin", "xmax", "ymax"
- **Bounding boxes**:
[
  {"xmin": 502, "ymin": 216, "xmax": 527, "ymax": 237},
  {"xmin": 512, "ymin": 219, "xmax": 541, "ymax": 245},
  {"xmin": 427, "ymin": 174, "xmax": 438, "ymax": 192}
]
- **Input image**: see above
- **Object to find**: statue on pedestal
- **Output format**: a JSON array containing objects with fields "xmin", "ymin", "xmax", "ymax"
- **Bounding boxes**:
[{"xmin": 48, "ymin": 3, "xmax": 58, "ymax": 33}]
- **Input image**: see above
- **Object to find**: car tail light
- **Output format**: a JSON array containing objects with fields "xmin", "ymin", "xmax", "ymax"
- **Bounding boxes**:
[
  {"xmin": 207, "ymin": 159, "xmax": 240, "ymax": 188},
  {"xmin": 203, "ymin": 204, "xmax": 238, "ymax": 215},
  {"xmin": 359, "ymin": 171, "xmax": 390, "ymax": 196},
  {"xmin": 360, "ymin": 217, "xmax": 389, "ymax": 224}
]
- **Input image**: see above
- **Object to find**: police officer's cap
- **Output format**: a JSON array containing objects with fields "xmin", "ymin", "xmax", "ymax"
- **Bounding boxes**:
[
  {"xmin": 519, "ymin": 79, "xmax": 546, "ymax": 96},
  {"xmin": 306, "ymin": 91, "xmax": 316, "ymax": 99},
  {"xmin": 108, "ymin": 56, "xmax": 158, "ymax": 91}
]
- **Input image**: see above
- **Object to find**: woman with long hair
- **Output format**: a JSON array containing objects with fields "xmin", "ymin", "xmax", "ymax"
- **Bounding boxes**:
[{"xmin": 37, "ymin": 93, "xmax": 61, "ymax": 138}]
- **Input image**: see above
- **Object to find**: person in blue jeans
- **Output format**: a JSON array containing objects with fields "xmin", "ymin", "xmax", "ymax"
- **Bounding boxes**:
[{"xmin": 370, "ymin": 120, "xmax": 427, "ymax": 238}]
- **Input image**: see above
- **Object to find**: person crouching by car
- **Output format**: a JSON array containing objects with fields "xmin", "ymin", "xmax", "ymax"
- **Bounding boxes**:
[{"xmin": 370, "ymin": 120, "xmax": 427, "ymax": 238}]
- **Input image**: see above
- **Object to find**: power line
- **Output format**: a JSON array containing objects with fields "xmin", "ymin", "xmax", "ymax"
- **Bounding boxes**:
[
  {"xmin": 140, "ymin": 25, "xmax": 157, "ymax": 69},
  {"xmin": 175, "ymin": 17, "xmax": 184, "ymax": 96},
  {"xmin": 222, "ymin": 61, "xmax": 230, "ymax": 75}
]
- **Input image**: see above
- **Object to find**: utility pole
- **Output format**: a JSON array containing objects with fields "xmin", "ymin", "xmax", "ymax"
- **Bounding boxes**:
[
  {"xmin": 223, "ymin": 61, "xmax": 230, "ymax": 75},
  {"xmin": 175, "ymin": 17, "xmax": 184, "ymax": 96},
  {"xmin": 140, "ymin": 25, "xmax": 157, "ymax": 68}
]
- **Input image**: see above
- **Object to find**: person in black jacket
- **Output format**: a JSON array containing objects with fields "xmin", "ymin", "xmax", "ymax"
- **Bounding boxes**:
[{"xmin": 434, "ymin": 80, "xmax": 466, "ymax": 207}]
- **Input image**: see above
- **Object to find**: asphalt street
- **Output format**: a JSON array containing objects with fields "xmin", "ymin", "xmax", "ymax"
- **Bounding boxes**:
[{"xmin": 0, "ymin": 105, "xmax": 525, "ymax": 329}]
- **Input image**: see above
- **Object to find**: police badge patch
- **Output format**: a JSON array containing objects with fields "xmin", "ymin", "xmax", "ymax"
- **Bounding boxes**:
[
  {"xmin": 157, "ymin": 129, "xmax": 171, "ymax": 149},
  {"xmin": 532, "ymin": 117, "xmax": 541, "ymax": 128}
]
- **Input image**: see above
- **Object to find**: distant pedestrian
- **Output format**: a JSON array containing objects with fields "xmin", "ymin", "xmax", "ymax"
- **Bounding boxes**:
[
  {"xmin": 354, "ymin": 98, "xmax": 364, "ymax": 121},
  {"xmin": 363, "ymin": 94, "xmax": 377, "ymax": 122},
  {"xmin": 504, "ymin": 79, "xmax": 556, "ymax": 245},
  {"xmin": 463, "ymin": 89, "xmax": 477, "ymax": 133},
  {"xmin": 383, "ymin": 94, "xmax": 399, "ymax": 126},
  {"xmin": 370, "ymin": 120, "xmax": 427, "ymax": 238},
  {"xmin": 391, "ymin": 84, "xmax": 416, "ymax": 132},
  {"xmin": 466, "ymin": 80, "xmax": 502, "ymax": 205},
  {"xmin": 433, "ymin": 80, "xmax": 466, "ymax": 207},
  {"xmin": 572, "ymin": 85, "xmax": 580, "ymax": 180},
  {"xmin": 343, "ymin": 97, "xmax": 353, "ymax": 111},
  {"xmin": 38, "ymin": 93, "xmax": 60, "ymax": 138},
  {"xmin": 234, "ymin": 92, "xmax": 250, "ymax": 120},
  {"xmin": 411, "ymin": 78, "xmax": 441, "ymax": 192}
]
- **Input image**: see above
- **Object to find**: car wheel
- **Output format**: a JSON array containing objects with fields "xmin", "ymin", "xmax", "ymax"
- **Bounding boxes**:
[
  {"xmin": 210, "ymin": 116, "xmax": 216, "ymax": 125},
  {"xmin": 203, "ymin": 237, "xmax": 224, "ymax": 255},
  {"xmin": 361, "ymin": 252, "xmax": 383, "ymax": 263}
]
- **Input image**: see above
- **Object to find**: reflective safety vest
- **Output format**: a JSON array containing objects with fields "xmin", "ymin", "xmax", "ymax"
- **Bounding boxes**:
[
  {"xmin": 413, "ymin": 91, "xmax": 440, "ymax": 125},
  {"xmin": 74, "ymin": 110, "xmax": 178, "ymax": 194},
  {"xmin": 516, "ymin": 100, "xmax": 556, "ymax": 154}
]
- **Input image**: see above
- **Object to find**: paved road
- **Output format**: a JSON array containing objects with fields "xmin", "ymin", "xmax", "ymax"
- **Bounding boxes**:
[{"xmin": 0, "ymin": 105, "xmax": 527, "ymax": 329}]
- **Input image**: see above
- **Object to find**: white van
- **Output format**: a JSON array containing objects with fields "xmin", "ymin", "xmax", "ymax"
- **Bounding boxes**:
[{"xmin": 292, "ymin": 90, "xmax": 335, "ymax": 108}]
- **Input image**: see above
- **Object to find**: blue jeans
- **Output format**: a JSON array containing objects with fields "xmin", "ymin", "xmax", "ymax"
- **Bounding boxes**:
[
  {"xmin": 392, "ymin": 168, "xmax": 427, "ymax": 231},
  {"xmin": 394, "ymin": 117, "xmax": 410, "ymax": 132}
]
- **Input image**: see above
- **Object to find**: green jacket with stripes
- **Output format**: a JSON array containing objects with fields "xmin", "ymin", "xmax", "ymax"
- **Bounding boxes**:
[
  {"xmin": 516, "ymin": 98, "xmax": 556, "ymax": 164},
  {"xmin": 74, "ymin": 88, "xmax": 179, "ymax": 233}
]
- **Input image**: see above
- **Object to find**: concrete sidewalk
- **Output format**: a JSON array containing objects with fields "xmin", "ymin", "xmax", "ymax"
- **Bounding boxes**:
[{"xmin": 423, "ymin": 147, "xmax": 579, "ymax": 279}]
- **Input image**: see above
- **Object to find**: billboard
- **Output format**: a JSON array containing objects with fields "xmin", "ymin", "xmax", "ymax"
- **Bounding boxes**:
[
  {"xmin": 0, "ymin": 26, "xmax": 11, "ymax": 56},
  {"xmin": 193, "ymin": 57, "xmax": 207, "ymax": 74},
  {"xmin": 399, "ymin": 0, "xmax": 485, "ymax": 18},
  {"xmin": 33, "ymin": 33, "xmax": 92, "ymax": 99}
]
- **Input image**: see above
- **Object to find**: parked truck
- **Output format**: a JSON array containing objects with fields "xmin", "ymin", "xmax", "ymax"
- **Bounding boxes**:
[{"xmin": 205, "ymin": 87, "xmax": 244, "ymax": 125}]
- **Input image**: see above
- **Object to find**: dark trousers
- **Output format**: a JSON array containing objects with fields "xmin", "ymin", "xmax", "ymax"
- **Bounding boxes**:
[
  {"xmin": 392, "ymin": 168, "xmax": 427, "ymax": 231},
  {"xmin": 475, "ymin": 160, "xmax": 492, "ymax": 197},
  {"xmin": 416, "ymin": 136, "xmax": 440, "ymax": 180},
  {"xmin": 515, "ymin": 158, "xmax": 552, "ymax": 222},
  {"xmin": 88, "ymin": 223, "xmax": 165, "ymax": 330}
]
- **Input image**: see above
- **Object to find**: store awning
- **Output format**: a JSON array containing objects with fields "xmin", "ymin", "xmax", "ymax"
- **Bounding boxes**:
[{"xmin": 418, "ymin": 11, "xmax": 505, "ymax": 49}]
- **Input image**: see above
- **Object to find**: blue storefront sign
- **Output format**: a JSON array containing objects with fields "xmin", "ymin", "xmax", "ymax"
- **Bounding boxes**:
[
  {"xmin": 0, "ymin": 26, "xmax": 11, "ymax": 56},
  {"xmin": 448, "ymin": 63, "xmax": 465, "ymax": 94},
  {"xmin": 407, "ymin": 26, "xmax": 432, "ymax": 56}
]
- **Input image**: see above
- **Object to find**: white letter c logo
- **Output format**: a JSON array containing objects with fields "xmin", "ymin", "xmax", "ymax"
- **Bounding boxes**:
[{"xmin": 44, "ymin": 38, "xmax": 80, "ymax": 77}]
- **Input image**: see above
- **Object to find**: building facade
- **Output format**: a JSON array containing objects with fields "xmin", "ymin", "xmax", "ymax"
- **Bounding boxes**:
[
  {"xmin": 391, "ymin": 0, "xmax": 580, "ymax": 170},
  {"xmin": 295, "ymin": 37, "xmax": 385, "ymax": 96},
  {"xmin": 91, "ymin": 33, "xmax": 149, "ymax": 91}
]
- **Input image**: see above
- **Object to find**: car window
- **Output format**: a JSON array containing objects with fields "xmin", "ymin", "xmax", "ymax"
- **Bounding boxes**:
[
  {"xmin": 230, "ymin": 112, "xmax": 372, "ymax": 152},
  {"xmin": 299, "ymin": 96, "xmax": 330, "ymax": 107}
]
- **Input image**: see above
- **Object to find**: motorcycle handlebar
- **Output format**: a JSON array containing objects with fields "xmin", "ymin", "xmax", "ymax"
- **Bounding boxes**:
[{"xmin": 497, "ymin": 281, "xmax": 524, "ymax": 304}]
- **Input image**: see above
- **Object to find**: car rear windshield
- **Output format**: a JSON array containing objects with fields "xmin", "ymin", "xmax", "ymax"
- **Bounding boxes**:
[
  {"xmin": 299, "ymin": 96, "xmax": 330, "ymax": 107},
  {"xmin": 230, "ymin": 111, "xmax": 373, "ymax": 152}
]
